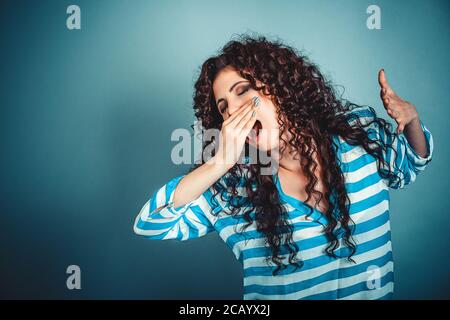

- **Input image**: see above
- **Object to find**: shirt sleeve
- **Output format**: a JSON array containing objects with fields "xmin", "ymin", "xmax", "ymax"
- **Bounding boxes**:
[
  {"xmin": 133, "ymin": 174, "xmax": 225, "ymax": 241},
  {"xmin": 346, "ymin": 105, "xmax": 434, "ymax": 189}
]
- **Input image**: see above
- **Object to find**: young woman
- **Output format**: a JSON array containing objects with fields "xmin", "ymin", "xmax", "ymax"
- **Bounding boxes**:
[{"xmin": 133, "ymin": 35, "xmax": 434, "ymax": 300}]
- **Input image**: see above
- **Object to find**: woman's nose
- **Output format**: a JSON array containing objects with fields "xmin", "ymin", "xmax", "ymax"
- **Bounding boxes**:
[
  {"xmin": 227, "ymin": 105, "xmax": 240, "ymax": 116},
  {"xmin": 227, "ymin": 101, "xmax": 246, "ymax": 117}
]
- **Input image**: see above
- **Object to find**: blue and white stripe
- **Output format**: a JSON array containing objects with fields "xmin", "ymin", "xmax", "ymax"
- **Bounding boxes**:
[{"xmin": 134, "ymin": 105, "xmax": 434, "ymax": 299}]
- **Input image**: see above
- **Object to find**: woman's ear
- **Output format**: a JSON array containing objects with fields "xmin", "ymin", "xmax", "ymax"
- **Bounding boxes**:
[{"xmin": 261, "ymin": 83, "xmax": 275, "ymax": 98}]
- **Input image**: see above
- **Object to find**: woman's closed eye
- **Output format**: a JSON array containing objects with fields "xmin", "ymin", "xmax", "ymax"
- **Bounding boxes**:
[
  {"xmin": 219, "ymin": 85, "xmax": 251, "ymax": 113},
  {"xmin": 237, "ymin": 85, "xmax": 250, "ymax": 96}
]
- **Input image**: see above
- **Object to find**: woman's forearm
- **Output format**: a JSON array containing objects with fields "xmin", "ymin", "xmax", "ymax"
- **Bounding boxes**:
[
  {"xmin": 171, "ymin": 95, "xmax": 259, "ymax": 208},
  {"xmin": 171, "ymin": 156, "xmax": 230, "ymax": 208},
  {"xmin": 403, "ymin": 116, "xmax": 428, "ymax": 157}
]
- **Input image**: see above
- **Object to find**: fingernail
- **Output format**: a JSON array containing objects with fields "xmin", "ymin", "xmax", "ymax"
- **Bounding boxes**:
[
  {"xmin": 252, "ymin": 110, "xmax": 256, "ymax": 117},
  {"xmin": 253, "ymin": 96, "xmax": 260, "ymax": 107}
]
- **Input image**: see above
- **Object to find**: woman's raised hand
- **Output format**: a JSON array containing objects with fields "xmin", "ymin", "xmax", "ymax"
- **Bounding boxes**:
[
  {"xmin": 170, "ymin": 96, "xmax": 260, "ymax": 208},
  {"xmin": 378, "ymin": 69, "xmax": 419, "ymax": 134},
  {"xmin": 212, "ymin": 96, "xmax": 260, "ymax": 170}
]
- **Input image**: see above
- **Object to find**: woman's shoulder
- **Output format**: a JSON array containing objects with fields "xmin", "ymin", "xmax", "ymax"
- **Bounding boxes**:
[
  {"xmin": 342, "ymin": 105, "xmax": 379, "ymax": 125},
  {"xmin": 331, "ymin": 105, "xmax": 380, "ymax": 157}
]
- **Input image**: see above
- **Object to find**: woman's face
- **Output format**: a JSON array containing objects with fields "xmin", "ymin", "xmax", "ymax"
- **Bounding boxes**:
[{"xmin": 212, "ymin": 66, "xmax": 283, "ymax": 152}]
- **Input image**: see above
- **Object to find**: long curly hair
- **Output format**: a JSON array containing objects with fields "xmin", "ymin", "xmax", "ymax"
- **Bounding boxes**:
[{"xmin": 188, "ymin": 33, "xmax": 404, "ymax": 276}]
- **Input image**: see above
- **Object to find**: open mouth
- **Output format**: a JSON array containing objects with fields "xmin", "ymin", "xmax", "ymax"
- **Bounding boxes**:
[{"xmin": 246, "ymin": 120, "xmax": 262, "ymax": 143}]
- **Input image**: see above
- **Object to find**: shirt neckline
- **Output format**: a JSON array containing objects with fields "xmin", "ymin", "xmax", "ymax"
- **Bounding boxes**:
[
  {"xmin": 271, "ymin": 134, "xmax": 341, "ymax": 218},
  {"xmin": 272, "ymin": 171, "xmax": 327, "ymax": 218}
]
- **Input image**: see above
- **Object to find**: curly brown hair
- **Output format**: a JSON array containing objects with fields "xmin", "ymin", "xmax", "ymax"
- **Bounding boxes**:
[{"xmin": 189, "ymin": 33, "xmax": 404, "ymax": 276}]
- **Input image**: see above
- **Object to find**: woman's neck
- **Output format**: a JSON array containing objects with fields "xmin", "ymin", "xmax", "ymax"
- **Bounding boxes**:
[{"xmin": 272, "ymin": 143, "xmax": 303, "ymax": 175}]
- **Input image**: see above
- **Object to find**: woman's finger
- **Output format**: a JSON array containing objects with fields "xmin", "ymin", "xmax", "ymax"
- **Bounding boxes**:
[
  {"xmin": 387, "ymin": 108, "xmax": 399, "ymax": 120},
  {"xmin": 380, "ymin": 87, "xmax": 389, "ymax": 99},
  {"xmin": 235, "ymin": 97, "xmax": 260, "ymax": 131},
  {"xmin": 240, "ymin": 106, "xmax": 258, "ymax": 139},
  {"xmin": 226, "ymin": 96, "xmax": 259, "ymax": 129},
  {"xmin": 235, "ymin": 103, "xmax": 256, "ymax": 131},
  {"xmin": 223, "ymin": 97, "xmax": 256, "ymax": 127},
  {"xmin": 378, "ymin": 69, "xmax": 394, "ymax": 93}
]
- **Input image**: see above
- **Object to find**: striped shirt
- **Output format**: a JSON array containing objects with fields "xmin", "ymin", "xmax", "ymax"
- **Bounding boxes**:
[{"xmin": 133, "ymin": 105, "xmax": 434, "ymax": 300}]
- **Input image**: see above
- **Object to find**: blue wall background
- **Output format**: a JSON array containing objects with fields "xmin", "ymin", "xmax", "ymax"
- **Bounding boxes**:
[{"xmin": 0, "ymin": 0, "xmax": 448, "ymax": 299}]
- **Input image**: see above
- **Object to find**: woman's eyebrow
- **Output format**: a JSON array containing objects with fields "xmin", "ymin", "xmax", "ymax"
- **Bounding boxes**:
[{"xmin": 216, "ymin": 80, "xmax": 248, "ymax": 106}]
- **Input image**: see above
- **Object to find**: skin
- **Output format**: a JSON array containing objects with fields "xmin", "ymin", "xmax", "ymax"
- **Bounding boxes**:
[
  {"xmin": 213, "ymin": 66, "xmax": 280, "ymax": 152},
  {"xmin": 171, "ymin": 67, "xmax": 429, "ymax": 211},
  {"xmin": 378, "ymin": 69, "xmax": 428, "ymax": 157},
  {"xmin": 170, "ymin": 67, "xmax": 260, "ymax": 208},
  {"xmin": 212, "ymin": 66, "xmax": 329, "ymax": 212}
]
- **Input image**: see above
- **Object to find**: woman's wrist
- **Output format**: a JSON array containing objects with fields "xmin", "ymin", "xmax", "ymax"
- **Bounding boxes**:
[{"xmin": 206, "ymin": 155, "xmax": 232, "ymax": 176}]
